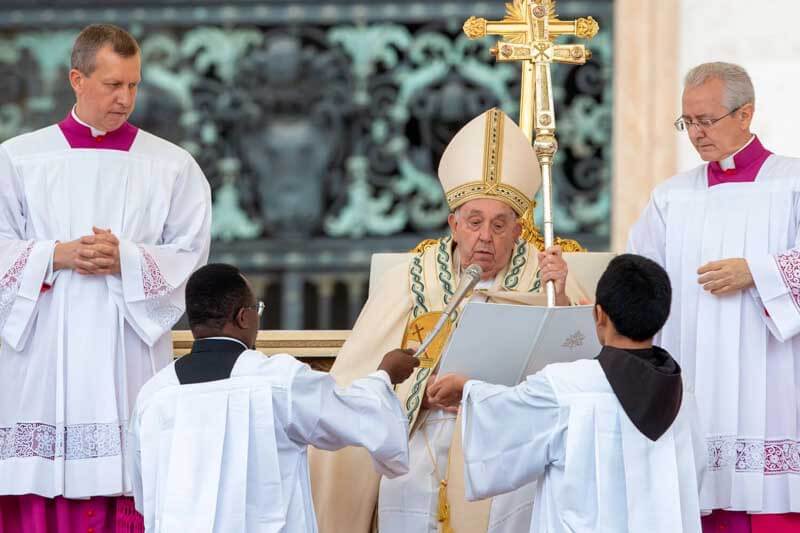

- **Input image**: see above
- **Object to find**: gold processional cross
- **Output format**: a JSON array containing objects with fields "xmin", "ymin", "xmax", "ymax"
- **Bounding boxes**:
[{"xmin": 464, "ymin": 0, "xmax": 598, "ymax": 306}]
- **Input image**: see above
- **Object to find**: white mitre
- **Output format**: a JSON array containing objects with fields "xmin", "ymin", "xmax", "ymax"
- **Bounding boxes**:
[{"xmin": 438, "ymin": 107, "xmax": 541, "ymax": 217}]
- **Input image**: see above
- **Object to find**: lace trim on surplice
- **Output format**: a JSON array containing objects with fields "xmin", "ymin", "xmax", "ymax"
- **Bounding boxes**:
[
  {"xmin": 0, "ymin": 422, "xmax": 123, "ymax": 461},
  {"xmin": 0, "ymin": 242, "xmax": 35, "ymax": 331}
]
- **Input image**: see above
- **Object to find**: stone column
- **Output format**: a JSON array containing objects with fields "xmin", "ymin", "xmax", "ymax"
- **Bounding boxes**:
[
  {"xmin": 316, "ymin": 275, "xmax": 336, "ymax": 330},
  {"xmin": 611, "ymin": 0, "xmax": 680, "ymax": 251},
  {"xmin": 281, "ymin": 272, "xmax": 304, "ymax": 330}
]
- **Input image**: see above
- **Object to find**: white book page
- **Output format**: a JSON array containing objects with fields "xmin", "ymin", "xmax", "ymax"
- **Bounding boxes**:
[
  {"xmin": 437, "ymin": 302, "xmax": 546, "ymax": 386},
  {"xmin": 523, "ymin": 305, "xmax": 601, "ymax": 377},
  {"xmin": 437, "ymin": 302, "xmax": 602, "ymax": 385}
]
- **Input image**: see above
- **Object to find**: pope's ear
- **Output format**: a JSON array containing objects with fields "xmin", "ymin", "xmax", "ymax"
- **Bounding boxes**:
[
  {"xmin": 512, "ymin": 219, "xmax": 523, "ymax": 240},
  {"xmin": 447, "ymin": 212, "xmax": 458, "ymax": 236}
]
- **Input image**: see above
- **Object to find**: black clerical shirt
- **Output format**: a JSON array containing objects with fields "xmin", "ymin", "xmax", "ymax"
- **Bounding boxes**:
[{"xmin": 174, "ymin": 337, "xmax": 248, "ymax": 385}]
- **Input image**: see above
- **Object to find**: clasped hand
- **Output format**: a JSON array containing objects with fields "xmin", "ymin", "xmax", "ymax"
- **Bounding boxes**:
[
  {"xmin": 423, "ymin": 373, "xmax": 470, "ymax": 414},
  {"xmin": 54, "ymin": 227, "xmax": 121, "ymax": 275}
]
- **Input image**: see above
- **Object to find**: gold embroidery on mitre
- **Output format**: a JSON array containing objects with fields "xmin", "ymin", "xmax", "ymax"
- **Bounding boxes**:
[
  {"xmin": 483, "ymin": 107, "xmax": 504, "ymax": 193},
  {"xmin": 446, "ymin": 181, "xmax": 530, "ymax": 216}
]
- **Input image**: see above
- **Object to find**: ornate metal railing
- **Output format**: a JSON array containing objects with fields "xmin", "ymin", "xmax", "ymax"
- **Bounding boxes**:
[{"xmin": 0, "ymin": 0, "xmax": 613, "ymax": 329}]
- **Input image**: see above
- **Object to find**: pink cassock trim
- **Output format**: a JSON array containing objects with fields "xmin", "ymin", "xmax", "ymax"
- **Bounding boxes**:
[
  {"xmin": 701, "ymin": 510, "xmax": 800, "ymax": 533},
  {"xmin": 751, "ymin": 513, "xmax": 800, "ymax": 533},
  {"xmin": 57, "ymin": 113, "xmax": 138, "ymax": 151},
  {"xmin": 707, "ymin": 136, "xmax": 772, "ymax": 187},
  {"xmin": 0, "ymin": 495, "xmax": 143, "ymax": 533},
  {"xmin": 702, "ymin": 510, "xmax": 752, "ymax": 533}
]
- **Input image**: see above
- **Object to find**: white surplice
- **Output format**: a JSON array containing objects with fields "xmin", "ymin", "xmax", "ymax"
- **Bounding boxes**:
[
  {"xmin": 461, "ymin": 360, "xmax": 705, "ymax": 533},
  {"xmin": 0, "ymin": 123, "xmax": 211, "ymax": 498},
  {"xmin": 378, "ymin": 279, "xmax": 537, "ymax": 533},
  {"xmin": 127, "ymin": 351, "xmax": 410, "ymax": 533},
  {"xmin": 628, "ymin": 156, "xmax": 800, "ymax": 513}
]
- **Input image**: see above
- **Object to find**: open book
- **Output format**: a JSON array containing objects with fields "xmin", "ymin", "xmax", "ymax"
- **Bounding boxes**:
[{"xmin": 437, "ymin": 302, "xmax": 601, "ymax": 386}]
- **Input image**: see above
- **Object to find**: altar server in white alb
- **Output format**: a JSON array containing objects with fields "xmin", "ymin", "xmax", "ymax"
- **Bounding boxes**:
[
  {"xmin": 0, "ymin": 24, "xmax": 211, "ymax": 531},
  {"xmin": 128, "ymin": 264, "xmax": 417, "ymax": 532},
  {"xmin": 629, "ymin": 62, "xmax": 800, "ymax": 532},
  {"xmin": 428, "ymin": 254, "xmax": 705, "ymax": 533}
]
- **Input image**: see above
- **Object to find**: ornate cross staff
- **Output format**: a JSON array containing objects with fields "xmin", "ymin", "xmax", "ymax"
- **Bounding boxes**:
[{"xmin": 464, "ymin": 0, "xmax": 598, "ymax": 306}]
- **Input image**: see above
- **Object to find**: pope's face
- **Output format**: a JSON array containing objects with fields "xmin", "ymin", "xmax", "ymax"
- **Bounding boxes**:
[
  {"xmin": 448, "ymin": 198, "xmax": 522, "ymax": 281},
  {"xmin": 70, "ymin": 45, "xmax": 140, "ymax": 132},
  {"xmin": 681, "ymin": 77, "xmax": 753, "ymax": 162}
]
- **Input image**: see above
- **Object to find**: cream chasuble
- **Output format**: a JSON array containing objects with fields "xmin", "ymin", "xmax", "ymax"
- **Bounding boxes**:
[
  {"xmin": 312, "ymin": 108, "xmax": 587, "ymax": 532},
  {"xmin": 309, "ymin": 236, "xmax": 586, "ymax": 533}
]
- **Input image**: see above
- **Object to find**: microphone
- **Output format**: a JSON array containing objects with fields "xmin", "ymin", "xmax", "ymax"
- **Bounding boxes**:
[
  {"xmin": 415, "ymin": 263, "xmax": 483, "ymax": 359},
  {"xmin": 441, "ymin": 263, "xmax": 483, "ymax": 318}
]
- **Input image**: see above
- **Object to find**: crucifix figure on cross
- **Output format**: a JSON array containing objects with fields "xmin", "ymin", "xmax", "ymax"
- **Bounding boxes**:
[{"xmin": 463, "ymin": 0, "xmax": 599, "ymax": 306}]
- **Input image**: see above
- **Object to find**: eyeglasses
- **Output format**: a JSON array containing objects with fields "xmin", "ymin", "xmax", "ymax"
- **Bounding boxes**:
[
  {"xmin": 239, "ymin": 301, "xmax": 265, "ymax": 318},
  {"xmin": 674, "ymin": 106, "xmax": 741, "ymax": 132}
]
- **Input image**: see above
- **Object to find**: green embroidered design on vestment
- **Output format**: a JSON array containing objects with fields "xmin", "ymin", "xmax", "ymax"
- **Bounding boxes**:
[
  {"xmin": 410, "ymin": 253, "xmax": 428, "ymax": 318},
  {"xmin": 529, "ymin": 267, "xmax": 542, "ymax": 292},
  {"xmin": 503, "ymin": 239, "xmax": 528, "ymax": 289},
  {"xmin": 405, "ymin": 367, "xmax": 431, "ymax": 425},
  {"xmin": 436, "ymin": 237, "xmax": 458, "ymax": 321}
]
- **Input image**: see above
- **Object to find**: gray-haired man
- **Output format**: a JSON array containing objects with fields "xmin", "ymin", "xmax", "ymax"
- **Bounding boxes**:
[{"xmin": 629, "ymin": 62, "xmax": 800, "ymax": 530}]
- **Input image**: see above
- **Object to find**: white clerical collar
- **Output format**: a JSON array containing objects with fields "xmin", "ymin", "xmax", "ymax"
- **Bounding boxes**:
[
  {"xmin": 71, "ymin": 105, "xmax": 107, "ymax": 137},
  {"xmin": 719, "ymin": 135, "xmax": 755, "ymax": 171},
  {"xmin": 457, "ymin": 263, "xmax": 498, "ymax": 288},
  {"xmin": 455, "ymin": 260, "xmax": 496, "ymax": 305},
  {"xmin": 201, "ymin": 336, "xmax": 250, "ymax": 350},
  {"xmin": 475, "ymin": 278, "xmax": 494, "ymax": 289}
]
